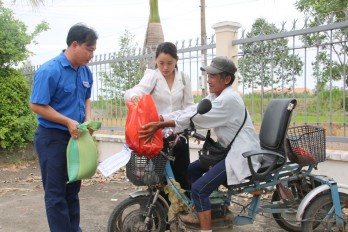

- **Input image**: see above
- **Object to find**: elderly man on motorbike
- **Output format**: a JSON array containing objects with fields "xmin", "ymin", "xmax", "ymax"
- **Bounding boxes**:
[{"xmin": 140, "ymin": 56, "xmax": 262, "ymax": 232}]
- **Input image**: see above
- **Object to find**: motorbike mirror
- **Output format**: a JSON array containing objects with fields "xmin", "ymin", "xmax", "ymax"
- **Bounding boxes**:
[
  {"xmin": 189, "ymin": 99, "xmax": 212, "ymax": 129},
  {"xmin": 197, "ymin": 99, "xmax": 212, "ymax": 115}
]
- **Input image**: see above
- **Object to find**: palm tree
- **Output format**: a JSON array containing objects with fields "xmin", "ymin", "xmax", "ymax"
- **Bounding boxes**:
[
  {"xmin": 143, "ymin": 0, "xmax": 164, "ymax": 69},
  {"xmin": 11, "ymin": 0, "xmax": 45, "ymax": 7}
]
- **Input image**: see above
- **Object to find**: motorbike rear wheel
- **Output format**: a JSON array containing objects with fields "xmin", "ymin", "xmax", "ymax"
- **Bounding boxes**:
[
  {"xmin": 271, "ymin": 185, "xmax": 308, "ymax": 232},
  {"xmin": 301, "ymin": 192, "xmax": 348, "ymax": 231},
  {"xmin": 107, "ymin": 195, "xmax": 167, "ymax": 232}
]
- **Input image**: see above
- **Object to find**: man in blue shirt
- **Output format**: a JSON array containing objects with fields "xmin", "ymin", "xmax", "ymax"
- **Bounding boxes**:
[{"xmin": 30, "ymin": 23, "xmax": 98, "ymax": 232}]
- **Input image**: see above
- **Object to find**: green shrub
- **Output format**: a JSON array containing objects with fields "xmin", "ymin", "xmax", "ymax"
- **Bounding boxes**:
[{"xmin": 0, "ymin": 68, "xmax": 37, "ymax": 150}]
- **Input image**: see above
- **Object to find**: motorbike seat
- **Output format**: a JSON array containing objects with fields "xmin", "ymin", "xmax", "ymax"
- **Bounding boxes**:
[{"xmin": 242, "ymin": 98, "xmax": 297, "ymax": 182}]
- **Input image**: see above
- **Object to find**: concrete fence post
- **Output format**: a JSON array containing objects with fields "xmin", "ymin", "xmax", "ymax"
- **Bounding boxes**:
[{"xmin": 212, "ymin": 21, "xmax": 241, "ymax": 90}]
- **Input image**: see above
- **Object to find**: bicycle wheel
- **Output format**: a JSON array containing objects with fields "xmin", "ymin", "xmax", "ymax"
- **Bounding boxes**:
[
  {"xmin": 302, "ymin": 192, "xmax": 348, "ymax": 231},
  {"xmin": 107, "ymin": 195, "xmax": 167, "ymax": 232},
  {"xmin": 271, "ymin": 184, "xmax": 310, "ymax": 232}
]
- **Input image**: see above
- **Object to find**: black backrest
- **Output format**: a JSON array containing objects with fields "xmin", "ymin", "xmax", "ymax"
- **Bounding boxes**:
[{"xmin": 259, "ymin": 99, "xmax": 297, "ymax": 156}]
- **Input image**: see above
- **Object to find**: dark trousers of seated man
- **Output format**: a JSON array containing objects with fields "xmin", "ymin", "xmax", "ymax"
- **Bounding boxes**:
[{"xmin": 189, "ymin": 159, "xmax": 227, "ymax": 213}]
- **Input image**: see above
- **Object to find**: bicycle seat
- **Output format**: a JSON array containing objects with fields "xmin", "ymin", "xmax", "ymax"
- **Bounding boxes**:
[{"xmin": 242, "ymin": 98, "xmax": 297, "ymax": 181}]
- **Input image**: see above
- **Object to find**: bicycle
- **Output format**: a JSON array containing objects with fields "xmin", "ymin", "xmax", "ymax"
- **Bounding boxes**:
[{"xmin": 107, "ymin": 98, "xmax": 348, "ymax": 232}]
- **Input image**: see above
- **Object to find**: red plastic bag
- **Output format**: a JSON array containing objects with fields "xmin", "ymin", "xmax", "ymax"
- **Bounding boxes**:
[
  {"xmin": 125, "ymin": 95, "xmax": 163, "ymax": 158},
  {"xmin": 292, "ymin": 147, "xmax": 316, "ymax": 164}
]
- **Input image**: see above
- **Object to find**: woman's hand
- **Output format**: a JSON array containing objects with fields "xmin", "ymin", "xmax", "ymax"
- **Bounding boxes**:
[
  {"xmin": 131, "ymin": 95, "xmax": 141, "ymax": 104},
  {"xmin": 139, "ymin": 122, "xmax": 160, "ymax": 144},
  {"xmin": 139, "ymin": 120, "xmax": 175, "ymax": 144}
]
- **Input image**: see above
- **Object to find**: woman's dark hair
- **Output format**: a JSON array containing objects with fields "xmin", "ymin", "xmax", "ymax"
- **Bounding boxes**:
[
  {"xmin": 220, "ymin": 71, "xmax": 235, "ymax": 86},
  {"xmin": 66, "ymin": 23, "xmax": 98, "ymax": 47},
  {"xmin": 155, "ymin": 42, "xmax": 178, "ymax": 69}
]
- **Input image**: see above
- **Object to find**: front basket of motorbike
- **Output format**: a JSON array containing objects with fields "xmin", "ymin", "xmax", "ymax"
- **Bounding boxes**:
[
  {"xmin": 287, "ymin": 125, "xmax": 326, "ymax": 166},
  {"xmin": 126, "ymin": 152, "xmax": 167, "ymax": 186}
]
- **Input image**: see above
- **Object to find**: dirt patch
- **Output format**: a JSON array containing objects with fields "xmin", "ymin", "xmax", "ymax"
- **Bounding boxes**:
[
  {"xmin": 0, "ymin": 143, "xmax": 37, "ymax": 167},
  {"xmin": 0, "ymin": 160, "xmax": 288, "ymax": 232},
  {"xmin": 0, "ymin": 160, "xmax": 138, "ymax": 232}
]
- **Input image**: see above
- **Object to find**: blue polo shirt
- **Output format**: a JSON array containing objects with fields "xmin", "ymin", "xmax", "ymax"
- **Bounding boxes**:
[{"xmin": 30, "ymin": 51, "xmax": 93, "ymax": 131}]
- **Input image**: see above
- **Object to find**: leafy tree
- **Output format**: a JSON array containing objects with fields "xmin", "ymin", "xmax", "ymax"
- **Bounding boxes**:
[
  {"xmin": 238, "ymin": 18, "xmax": 303, "ymax": 91},
  {"xmin": 0, "ymin": 69, "xmax": 37, "ymax": 150},
  {"xmin": 0, "ymin": 1, "xmax": 49, "ymax": 150},
  {"xmin": 295, "ymin": 0, "xmax": 348, "ymax": 88},
  {"xmin": 0, "ymin": 1, "xmax": 49, "ymax": 68},
  {"xmin": 99, "ymin": 30, "xmax": 143, "ymax": 101}
]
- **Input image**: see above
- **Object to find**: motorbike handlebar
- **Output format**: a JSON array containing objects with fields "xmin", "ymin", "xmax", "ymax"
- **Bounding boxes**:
[{"xmin": 190, "ymin": 131, "xmax": 206, "ymax": 141}]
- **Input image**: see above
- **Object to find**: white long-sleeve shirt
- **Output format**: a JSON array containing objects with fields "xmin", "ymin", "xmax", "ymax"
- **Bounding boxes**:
[
  {"xmin": 124, "ymin": 69, "xmax": 194, "ymax": 115},
  {"xmin": 163, "ymin": 86, "xmax": 262, "ymax": 185}
]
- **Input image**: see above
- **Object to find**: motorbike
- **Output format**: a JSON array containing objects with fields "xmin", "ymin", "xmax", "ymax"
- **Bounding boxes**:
[{"xmin": 107, "ymin": 98, "xmax": 348, "ymax": 232}]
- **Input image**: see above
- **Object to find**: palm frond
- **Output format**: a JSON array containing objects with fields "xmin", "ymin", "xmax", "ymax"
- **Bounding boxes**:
[{"xmin": 11, "ymin": 0, "xmax": 45, "ymax": 8}]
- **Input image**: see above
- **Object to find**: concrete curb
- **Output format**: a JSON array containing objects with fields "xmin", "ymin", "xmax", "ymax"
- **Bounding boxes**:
[{"xmin": 326, "ymin": 150, "xmax": 348, "ymax": 162}]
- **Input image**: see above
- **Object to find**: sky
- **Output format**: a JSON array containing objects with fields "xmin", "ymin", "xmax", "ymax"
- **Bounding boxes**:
[{"xmin": 3, "ymin": 0, "xmax": 304, "ymax": 66}]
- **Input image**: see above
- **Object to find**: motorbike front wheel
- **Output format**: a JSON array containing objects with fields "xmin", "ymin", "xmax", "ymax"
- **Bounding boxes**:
[{"xmin": 107, "ymin": 195, "xmax": 167, "ymax": 232}]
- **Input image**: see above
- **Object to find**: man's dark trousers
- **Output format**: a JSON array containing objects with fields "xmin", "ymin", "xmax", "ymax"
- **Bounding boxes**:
[{"xmin": 34, "ymin": 125, "xmax": 81, "ymax": 232}]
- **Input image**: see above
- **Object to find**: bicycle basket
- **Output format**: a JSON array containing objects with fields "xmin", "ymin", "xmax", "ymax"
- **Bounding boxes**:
[
  {"xmin": 126, "ymin": 152, "xmax": 167, "ymax": 186},
  {"xmin": 287, "ymin": 125, "xmax": 326, "ymax": 166}
]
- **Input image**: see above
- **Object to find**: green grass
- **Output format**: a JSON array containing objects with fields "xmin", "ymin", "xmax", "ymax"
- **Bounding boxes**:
[
  {"xmin": 249, "ymin": 115, "xmax": 345, "ymax": 123},
  {"xmin": 291, "ymin": 115, "xmax": 346, "ymax": 123},
  {"xmin": 243, "ymin": 90, "xmax": 348, "ymax": 124}
]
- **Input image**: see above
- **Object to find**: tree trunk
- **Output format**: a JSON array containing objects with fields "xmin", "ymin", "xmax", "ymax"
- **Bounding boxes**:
[{"xmin": 143, "ymin": 0, "xmax": 164, "ymax": 69}]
